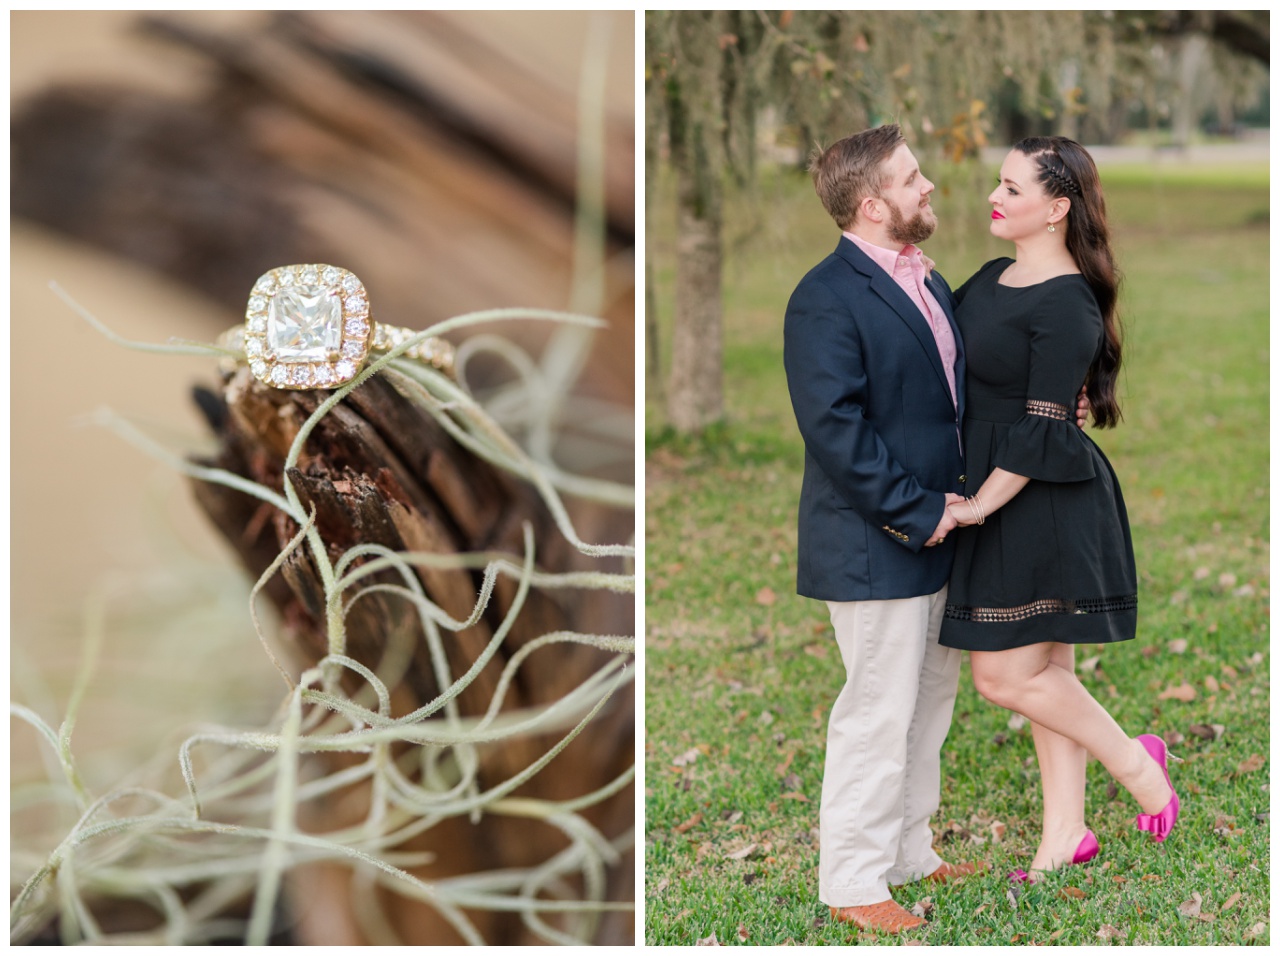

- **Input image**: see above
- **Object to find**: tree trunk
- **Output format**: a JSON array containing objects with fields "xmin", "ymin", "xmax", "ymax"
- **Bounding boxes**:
[
  {"xmin": 664, "ymin": 11, "xmax": 725, "ymax": 434},
  {"xmin": 668, "ymin": 172, "xmax": 724, "ymax": 432},
  {"xmin": 1172, "ymin": 34, "xmax": 1210, "ymax": 149}
]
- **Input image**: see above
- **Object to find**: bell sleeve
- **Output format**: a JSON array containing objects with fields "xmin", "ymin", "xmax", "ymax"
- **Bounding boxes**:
[{"xmin": 991, "ymin": 280, "xmax": 1102, "ymax": 482}]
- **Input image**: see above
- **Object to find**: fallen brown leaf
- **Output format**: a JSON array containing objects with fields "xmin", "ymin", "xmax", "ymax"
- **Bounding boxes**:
[
  {"xmin": 776, "ymin": 751, "xmax": 795, "ymax": 777},
  {"xmin": 803, "ymin": 643, "xmax": 829, "ymax": 660},
  {"xmin": 1158, "ymin": 682, "xmax": 1196, "ymax": 702},
  {"xmin": 1187, "ymin": 724, "xmax": 1217, "ymax": 741},
  {"xmin": 1059, "ymin": 886, "xmax": 1086, "ymax": 900},
  {"xmin": 737, "ymin": 924, "xmax": 748, "ymax": 942},
  {"xmin": 756, "ymin": 586, "xmax": 776, "ymax": 607},
  {"xmin": 1222, "ymin": 891, "xmax": 1243, "ymax": 912},
  {"xmin": 780, "ymin": 791, "xmax": 809, "ymax": 802},
  {"xmin": 781, "ymin": 772, "xmax": 802, "ymax": 791},
  {"xmin": 1205, "ymin": 675, "xmax": 1221, "ymax": 693},
  {"xmin": 910, "ymin": 897, "xmax": 934, "ymax": 918},
  {"xmin": 695, "ymin": 931, "xmax": 721, "ymax": 946},
  {"xmin": 1168, "ymin": 638, "xmax": 1189, "ymax": 654},
  {"xmin": 674, "ymin": 812, "xmax": 704, "ymax": 835},
  {"xmin": 1079, "ymin": 655, "xmax": 1101, "ymax": 673},
  {"xmin": 990, "ymin": 820, "xmax": 1007, "ymax": 843},
  {"xmin": 725, "ymin": 843, "xmax": 758, "ymax": 860},
  {"xmin": 724, "ymin": 810, "xmax": 744, "ymax": 825},
  {"xmin": 1238, "ymin": 754, "xmax": 1265, "ymax": 774},
  {"xmin": 652, "ymin": 878, "xmax": 670, "ymax": 896},
  {"xmin": 1244, "ymin": 922, "xmax": 1266, "ymax": 941},
  {"xmin": 1097, "ymin": 924, "xmax": 1124, "ymax": 940},
  {"xmin": 673, "ymin": 747, "xmax": 701, "ymax": 767},
  {"xmin": 1178, "ymin": 892, "xmax": 1202, "ymax": 918}
]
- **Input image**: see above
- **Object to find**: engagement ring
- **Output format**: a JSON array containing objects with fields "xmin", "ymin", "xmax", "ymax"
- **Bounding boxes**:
[{"xmin": 218, "ymin": 264, "xmax": 454, "ymax": 390}]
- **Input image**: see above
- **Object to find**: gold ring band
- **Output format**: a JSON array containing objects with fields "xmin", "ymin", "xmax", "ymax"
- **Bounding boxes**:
[{"xmin": 219, "ymin": 263, "xmax": 454, "ymax": 390}]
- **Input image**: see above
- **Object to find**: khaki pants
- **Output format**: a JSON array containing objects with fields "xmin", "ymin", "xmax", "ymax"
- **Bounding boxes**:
[{"xmin": 819, "ymin": 587, "xmax": 961, "ymax": 907}]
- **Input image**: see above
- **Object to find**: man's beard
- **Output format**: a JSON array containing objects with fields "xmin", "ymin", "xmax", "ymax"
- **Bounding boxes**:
[{"xmin": 885, "ymin": 199, "xmax": 937, "ymax": 246}]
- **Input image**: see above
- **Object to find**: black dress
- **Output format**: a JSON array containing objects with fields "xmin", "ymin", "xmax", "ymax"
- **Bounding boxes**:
[{"xmin": 939, "ymin": 258, "xmax": 1137, "ymax": 651}]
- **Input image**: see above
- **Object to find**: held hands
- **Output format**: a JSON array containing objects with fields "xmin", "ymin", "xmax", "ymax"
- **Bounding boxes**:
[
  {"xmin": 948, "ymin": 498, "xmax": 976, "ymax": 528},
  {"xmin": 1076, "ymin": 385, "xmax": 1089, "ymax": 429},
  {"xmin": 925, "ymin": 493, "xmax": 966, "ymax": 546},
  {"xmin": 948, "ymin": 492, "xmax": 991, "ymax": 528}
]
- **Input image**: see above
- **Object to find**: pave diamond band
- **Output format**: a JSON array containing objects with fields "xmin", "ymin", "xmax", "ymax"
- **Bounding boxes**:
[{"xmin": 220, "ymin": 263, "xmax": 454, "ymax": 390}]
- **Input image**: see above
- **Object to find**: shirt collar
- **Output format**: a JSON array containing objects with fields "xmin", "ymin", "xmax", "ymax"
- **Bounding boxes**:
[{"xmin": 843, "ymin": 231, "xmax": 924, "ymax": 276}]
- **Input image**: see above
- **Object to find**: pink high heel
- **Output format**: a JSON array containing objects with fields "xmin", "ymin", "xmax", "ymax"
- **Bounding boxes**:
[
  {"xmin": 1008, "ymin": 830, "xmax": 1099, "ymax": 883},
  {"xmin": 1134, "ymin": 734, "xmax": 1180, "ymax": 842}
]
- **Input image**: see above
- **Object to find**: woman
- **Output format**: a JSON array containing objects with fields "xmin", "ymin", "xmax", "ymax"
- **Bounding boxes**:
[{"xmin": 937, "ymin": 137, "xmax": 1178, "ymax": 880}]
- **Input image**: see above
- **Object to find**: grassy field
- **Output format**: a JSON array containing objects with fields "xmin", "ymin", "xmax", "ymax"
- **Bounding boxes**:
[{"xmin": 643, "ymin": 161, "xmax": 1269, "ymax": 945}]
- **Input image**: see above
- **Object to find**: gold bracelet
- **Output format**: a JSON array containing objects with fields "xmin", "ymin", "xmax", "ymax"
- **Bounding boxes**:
[{"xmin": 967, "ymin": 494, "xmax": 986, "ymax": 526}]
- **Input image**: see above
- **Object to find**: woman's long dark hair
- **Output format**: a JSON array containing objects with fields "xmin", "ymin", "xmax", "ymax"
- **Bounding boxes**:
[{"xmin": 1014, "ymin": 136, "xmax": 1123, "ymax": 428}]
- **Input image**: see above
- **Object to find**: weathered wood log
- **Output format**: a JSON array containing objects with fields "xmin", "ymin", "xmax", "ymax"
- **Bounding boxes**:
[{"xmin": 188, "ymin": 367, "xmax": 633, "ymax": 944}]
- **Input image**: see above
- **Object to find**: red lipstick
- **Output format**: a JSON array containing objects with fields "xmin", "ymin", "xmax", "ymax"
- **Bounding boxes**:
[{"xmin": 991, "ymin": 210, "xmax": 1006, "ymax": 220}]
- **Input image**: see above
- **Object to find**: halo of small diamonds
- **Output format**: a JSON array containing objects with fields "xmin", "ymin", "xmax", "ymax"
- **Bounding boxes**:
[{"xmin": 242, "ymin": 263, "xmax": 373, "ymax": 390}]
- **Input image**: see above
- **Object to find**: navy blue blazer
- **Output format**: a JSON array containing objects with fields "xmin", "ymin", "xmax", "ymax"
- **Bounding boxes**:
[{"xmin": 784, "ymin": 237, "xmax": 967, "ymax": 601}]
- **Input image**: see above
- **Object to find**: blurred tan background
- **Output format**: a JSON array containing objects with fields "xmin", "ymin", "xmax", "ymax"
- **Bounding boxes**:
[{"xmin": 11, "ymin": 9, "xmax": 633, "ymax": 794}]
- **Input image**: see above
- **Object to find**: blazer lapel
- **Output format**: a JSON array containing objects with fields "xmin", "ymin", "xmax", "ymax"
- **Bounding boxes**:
[
  {"xmin": 925, "ymin": 271, "xmax": 965, "ymax": 421},
  {"xmin": 861, "ymin": 255, "xmax": 953, "ymax": 402}
]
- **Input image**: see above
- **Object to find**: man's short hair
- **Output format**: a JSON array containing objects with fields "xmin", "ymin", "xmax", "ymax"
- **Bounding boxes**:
[{"xmin": 809, "ymin": 125, "xmax": 905, "ymax": 231}]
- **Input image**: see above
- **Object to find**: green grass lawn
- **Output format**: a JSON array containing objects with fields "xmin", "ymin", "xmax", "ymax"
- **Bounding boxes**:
[{"xmin": 643, "ymin": 161, "xmax": 1269, "ymax": 945}]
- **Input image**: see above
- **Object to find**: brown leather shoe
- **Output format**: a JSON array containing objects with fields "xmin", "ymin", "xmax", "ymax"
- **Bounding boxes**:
[
  {"xmin": 924, "ymin": 859, "xmax": 989, "ymax": 883},
  {"xmin": 828, "ymin": 899, "xmax": 926, "ymax": 933}
]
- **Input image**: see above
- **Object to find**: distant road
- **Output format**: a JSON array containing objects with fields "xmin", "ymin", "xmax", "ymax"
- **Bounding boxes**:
[{"xmin": 982, "ymin": 138, "xmax": 1269, "ymax": 166}]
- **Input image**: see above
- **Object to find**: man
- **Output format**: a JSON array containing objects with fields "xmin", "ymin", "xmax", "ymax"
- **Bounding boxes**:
[{"xmin": 782, "ymin": 124, "xmax": 980, "ymax": 934}]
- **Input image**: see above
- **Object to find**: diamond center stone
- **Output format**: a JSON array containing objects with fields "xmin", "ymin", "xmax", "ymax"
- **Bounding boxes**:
[{"xmin": 268, "ymin": 286, "xmax": 343, "ymax": 361}]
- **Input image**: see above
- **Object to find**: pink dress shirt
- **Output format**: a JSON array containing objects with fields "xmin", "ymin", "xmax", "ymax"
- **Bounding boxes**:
[{"xmin": 844, "ymin": 231, "xmax": 959, "ymax": 408}]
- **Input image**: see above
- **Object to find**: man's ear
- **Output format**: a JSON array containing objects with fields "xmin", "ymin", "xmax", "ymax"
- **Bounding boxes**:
[{"xmin": 859, "ymin": 195, "xmax": 883, "ymax": 225}]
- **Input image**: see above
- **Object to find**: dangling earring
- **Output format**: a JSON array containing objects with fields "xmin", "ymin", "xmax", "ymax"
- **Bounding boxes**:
[{"xmin": 1047, "ymin": 223, "xmax": 1056, "ymax": 233}]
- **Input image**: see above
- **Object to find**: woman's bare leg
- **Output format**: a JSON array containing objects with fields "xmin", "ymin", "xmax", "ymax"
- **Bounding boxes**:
[
  {"xmin": 970, "ymin": 643, "xmax": 1171, "ymax": 821},
  {"xmin": 1026, "ymin": 643, "xmax": 1090, "ymax": 870}
]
